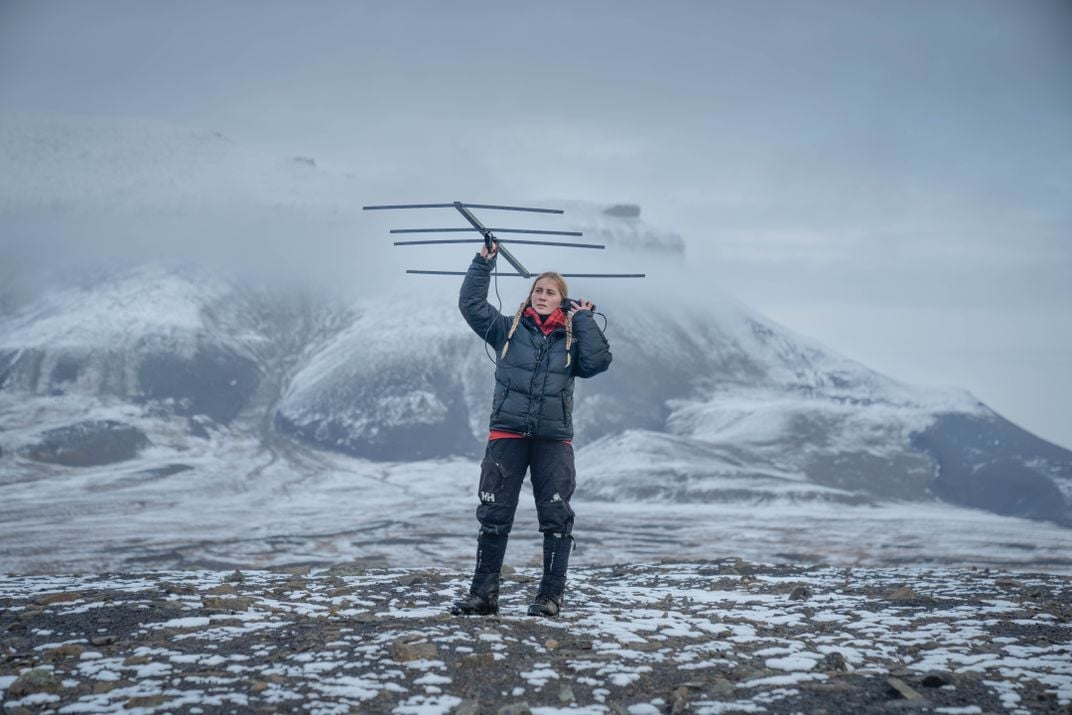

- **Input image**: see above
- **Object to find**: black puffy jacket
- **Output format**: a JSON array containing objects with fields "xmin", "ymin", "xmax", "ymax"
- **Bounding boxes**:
[{"xmin": 459, "ymin": 254, "xmax": 612, "ymax": 440}]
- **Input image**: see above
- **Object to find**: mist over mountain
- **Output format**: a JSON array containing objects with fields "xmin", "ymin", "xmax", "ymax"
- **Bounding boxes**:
[{"xmin": 1, "ymin": 113, "xmax": 1070, "ymax": 575}]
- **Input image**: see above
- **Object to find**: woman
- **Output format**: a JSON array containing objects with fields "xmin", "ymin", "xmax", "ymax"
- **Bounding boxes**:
[{"xmin": 452, "ymin": 240, "xmax": 612, "ymax": 617}]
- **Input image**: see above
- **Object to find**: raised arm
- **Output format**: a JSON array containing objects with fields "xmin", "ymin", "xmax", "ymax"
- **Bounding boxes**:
[{"xmin": 459, "ymin": 247, "xmax": 510, "ymax": 349}]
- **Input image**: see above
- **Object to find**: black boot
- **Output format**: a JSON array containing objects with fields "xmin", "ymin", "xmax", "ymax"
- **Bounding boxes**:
[
  {"xmin": 450, "ymin": 572, "xmax": 499, "ymax": 615},
  {"xmin": 528, "ymin": 533, "xmax": 573, "ymax": 617},
  {"xmin": 451, "ymin": 531, "xmax": 508, "ymax": 616}
]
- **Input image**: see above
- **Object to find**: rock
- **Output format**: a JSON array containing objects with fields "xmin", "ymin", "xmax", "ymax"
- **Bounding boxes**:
[
  {"xmin": 453, "ymin": 700, "xmax": 479, "ymax": 715},
  {"xmin": 603, "ymin": 204, "xmax": 641, "ymax": 218},
  {"xmin": 328, "ymin": 558, "xmax": 389, "ymax": 575},
  {"xmin": 995, "ymin": 578, "xmax": 1024, "ymax": 589},
  {"xmin": 8, "ymin": 668, "xmax": 61, "ymax": 696},
  {"xmin": 670, "ymin": 685, "xmax": 689, "ymax": 714},
  {"xmin": 162, "ymin": 583, "xmax": 198, "ymax": 596},
  {"xmin": 125, "ymin": 695, "xmax": 166, "ymax": 708},
  {"xmin": 883, "ymin": 701, "xmax": 931, "ymax": 712},
  {"xmin": 802, "ymin": 679, "xmax": 854, "ymax": 694},
  {"xmin": 205, "ymin": 583, "xmax": 238, "ymax": 595},
  {"xmin": 887, "ymin": 587, "xmax": 919, "ymax": 601},
  {"xmin": 496, "ymin": 704, "xmax": 532, "ymax": 715},
  {"xmin": 545, "ymin": 638, "xmax": 559, "ymax": 651},
  {"xmin": 123, "ymin": 654, "xmax": 153, "ymax": 666},
  {"xmin": 629, "ymin": 640, "xmax": 665, "ymax": 652},
  {"xmin": 920, "ymin": 671, "xmax": 951, "ymax": 687},
  {"xmin": 460, "ymin": 653, "xmax": 495, "ymax": 668},
  {"xmin": 23, "ymin": 420, "xmax": 150, "ymax": 467},
  {"xmin": 558, "ymin": 685, "xmax": 575, "ymax": 703},
  {"xmin": 34, "ymin": 592, "xmax": 82, "ymax": 605},
  {"xmin": 274, "ymin": 565, "xmax": 311, "ymax": 576},
  {"xmin": 711, "ymin": 676, "xmax": 735, "ymax": 696},
  {"xmin": 373, "ymin": 688, "xmax": 399, "ymax": 707},
  {"xmin": 789, "ymin": 585, "xmax": 810, "ymax": 600},
  {"xmin": 225, "ymin": 569, "xmax": 245, "ymax": 583},
  {"xmin": 820, "ymin": 651, "xmax": 848, "ymax": 672},
  {"xmin": 390, "ymin": 638, "xmax": 438, "ymax": 662},
  {"xmin": 90, "ymin": 635, "xmax": 116, "ymax": 646},
  {"xmin": 397, "ymin": 570, "xmax": 438, "ymax": 587},
  {"xmin": 251, "ymin": 681, "xmax": 269, "ymax": 693},
  {"xmin": 202, "ymin": 596, "xmax": 252, "ymax": 611},
  {"xmin": 43, "ymin": 644, "xmax": 85, "ymax": 660}
]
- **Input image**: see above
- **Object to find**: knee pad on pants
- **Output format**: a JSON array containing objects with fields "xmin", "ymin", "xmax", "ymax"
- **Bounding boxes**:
[
  {"xmin": 477, "ymin": 503, "xmax": 516, "ymax": 536},
  {"xmin": 536, "ymin": 499, "xmax": 575, "ymax": 535}
]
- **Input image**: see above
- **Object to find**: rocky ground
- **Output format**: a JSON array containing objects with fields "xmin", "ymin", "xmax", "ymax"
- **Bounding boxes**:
[{"xmin": 1, "ymin": 560, "xmax": 1070, "ymax": 714}]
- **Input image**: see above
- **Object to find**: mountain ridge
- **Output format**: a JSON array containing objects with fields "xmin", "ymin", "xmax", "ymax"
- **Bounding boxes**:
[{"xmin": 1, "ymin": 112, "xmax": 1069, "ymax": 536}]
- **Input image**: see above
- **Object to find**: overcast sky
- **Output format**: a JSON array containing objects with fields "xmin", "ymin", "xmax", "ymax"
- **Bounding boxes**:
[{"xmin": 1, "ymin": 0, "xmax": 1070, "ymax": 448}]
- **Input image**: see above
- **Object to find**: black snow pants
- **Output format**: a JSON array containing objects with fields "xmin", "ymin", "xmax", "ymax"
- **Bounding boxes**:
[{"xmin": 476, "ymin": 438, "xmax": 576, "ymax": 538}]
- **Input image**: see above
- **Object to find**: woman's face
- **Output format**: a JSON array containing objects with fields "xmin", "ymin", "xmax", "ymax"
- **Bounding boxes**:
[{"xmin": 530, "ymin": 277, "xmax": 563, "ymax": 317}]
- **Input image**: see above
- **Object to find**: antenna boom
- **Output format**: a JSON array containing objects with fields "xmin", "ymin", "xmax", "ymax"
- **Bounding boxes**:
[
  {"xmin": 394, "ymin": 238, "xmax": 603, "ymax": 249},
  {"xmin": 364, "ymin": 202, "xmax": 563, "ymax": 214},
  {"xmin": 390, "ymin": 228, "xmax": 583, "ymax": 237}
]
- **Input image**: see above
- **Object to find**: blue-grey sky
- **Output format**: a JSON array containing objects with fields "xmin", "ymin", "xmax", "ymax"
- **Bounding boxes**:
[{"xmin": 2, "ymin": 0, "xmax": 1070, "ymax": 447}]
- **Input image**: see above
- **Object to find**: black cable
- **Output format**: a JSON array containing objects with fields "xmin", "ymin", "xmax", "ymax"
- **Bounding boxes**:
[
  {"xmin": 592, "ymin": 310, "xmax": 608, "ymax": 333},
  {"xmin": 482, "ymin": 256, "xmax": 503, "ymax": 366}
]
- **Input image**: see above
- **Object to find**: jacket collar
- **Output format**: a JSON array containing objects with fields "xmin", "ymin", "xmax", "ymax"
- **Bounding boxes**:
[{"xmin": 524, "ymin": 306, "xmax": 567, "ymax": 335}]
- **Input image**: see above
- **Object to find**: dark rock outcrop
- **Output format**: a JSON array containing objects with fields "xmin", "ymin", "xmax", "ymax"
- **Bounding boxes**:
[
  {"xmin": 0, "ymin": 349, "xmax": 17, "ymax": 389},
  {"xmin": 912, "ymin": 414, "xmax": 1072, "ymax": 525},
  {"xmin": 137, "ymin": 344, "xmax": 259, "ymax": 424},
  {"xmin": 275, "ymin": 366, "xmax": 476, "ymax": 461},
  {"xmin": 603, "ymin": 203, "xmax": 641, "ymax": 218},
  {"xmin": 23, "ymin": 420, "xmax": 150, "ymax": 467},
  {"xmin": 1, "ymin": 343, "xmax": 258, "ymax": 424}
]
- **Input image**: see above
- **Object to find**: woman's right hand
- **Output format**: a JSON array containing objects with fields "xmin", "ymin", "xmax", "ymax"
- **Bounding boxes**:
[{"xmin": 480, "ymin": 240, "xmax": 498, "ymax": 260}]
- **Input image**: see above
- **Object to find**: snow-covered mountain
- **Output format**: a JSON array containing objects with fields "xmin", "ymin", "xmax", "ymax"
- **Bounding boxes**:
[{"xmin": 1, "ymin": 112, "xmax": 1070, "ymax": 576}]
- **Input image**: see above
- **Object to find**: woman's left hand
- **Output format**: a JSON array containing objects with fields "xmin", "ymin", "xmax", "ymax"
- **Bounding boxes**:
[{"xmin": 570, "ymin": 299, "xmax": 594, "ymax": 313}]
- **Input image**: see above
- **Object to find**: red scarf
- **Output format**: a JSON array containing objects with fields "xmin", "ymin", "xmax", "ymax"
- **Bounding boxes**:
[{"xmin": 524, "ymin": 306, "xmax": 567, "ymax": 335}]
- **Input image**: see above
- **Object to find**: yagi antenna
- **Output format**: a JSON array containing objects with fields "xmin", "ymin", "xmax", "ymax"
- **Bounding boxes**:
[{"xmin": 363, "ymin": 201, "xmax": 646, "ymax": 279}]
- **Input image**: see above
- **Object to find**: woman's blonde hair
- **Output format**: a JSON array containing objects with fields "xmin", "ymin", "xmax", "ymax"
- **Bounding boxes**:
[
  {"xmin": 528, "ymin": 272, "xmax": 568, "ymax": 305},
  {"xmin": 500, "ymin": 272, "xmax": 575, "ymax": 367}
]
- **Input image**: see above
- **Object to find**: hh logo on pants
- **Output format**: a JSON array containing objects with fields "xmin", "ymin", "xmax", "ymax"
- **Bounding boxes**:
[{"xmin": 480, "ymin": 491, "xmax": 496, "ymax": 503}]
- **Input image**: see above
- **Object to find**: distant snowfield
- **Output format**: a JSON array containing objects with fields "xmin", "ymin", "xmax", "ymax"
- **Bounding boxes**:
[{"xmin": 1, "ymin": 400, "xmax": 1069, "ymax": 575}]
